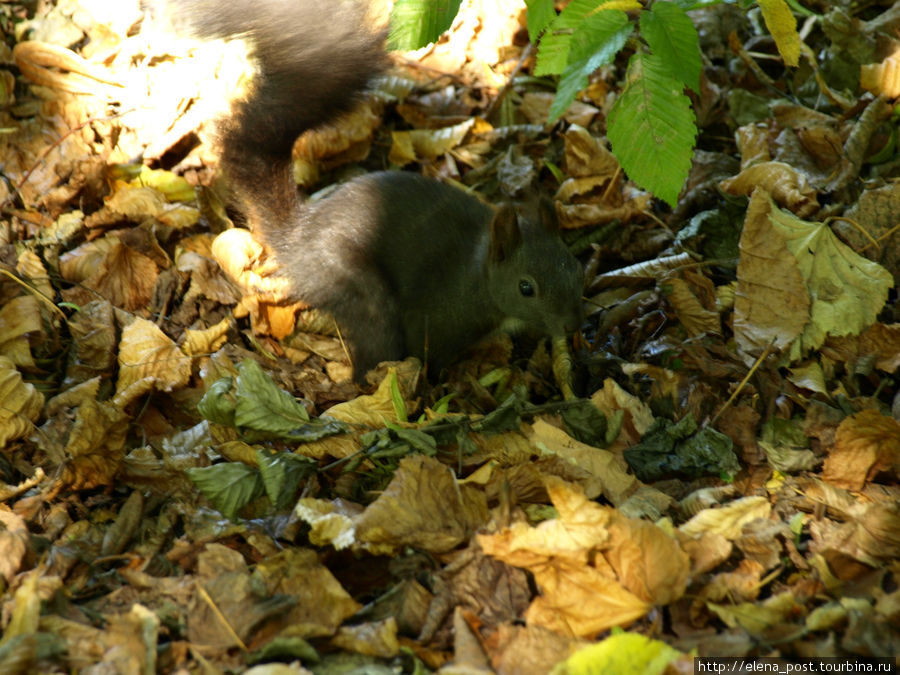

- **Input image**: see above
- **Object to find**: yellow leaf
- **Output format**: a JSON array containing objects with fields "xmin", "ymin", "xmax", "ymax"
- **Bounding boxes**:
[
  {"xmin": 758, "ymin": 0, "xmax": 800, "ymax": 67},
  {"xmin": 552, "ymin": 632, "xmax": 686, "ymax": 675}
]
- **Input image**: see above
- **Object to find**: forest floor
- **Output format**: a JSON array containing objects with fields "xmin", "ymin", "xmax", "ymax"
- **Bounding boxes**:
[{"xmin": 0, "ymin": 0, "xmax": 898, "ymax": 673}]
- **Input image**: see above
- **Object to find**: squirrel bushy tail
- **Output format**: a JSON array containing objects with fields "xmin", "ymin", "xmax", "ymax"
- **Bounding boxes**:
[
  {"xmin": 170, "ymin": 0, "xmax": 387, "ymax": 231},
  {"xmin": 165, "ymin": 0, "xmax": 584, "ymax": 382}
]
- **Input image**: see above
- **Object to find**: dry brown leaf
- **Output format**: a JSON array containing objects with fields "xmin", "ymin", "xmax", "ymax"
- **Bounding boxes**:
[
  {"xmin": 523, "ymin": 557, "xmax": 649, "ymax": 637},
  {"xmin": 664, "ymin": 277, "xmax": 722, "ymax": 337},
  {"xmin": 733, "ymin": 188, "xmax": 810, "ymax": 355},
  {"xmin": 58, "ymin": 398, "xmax": 129, "ymax": 491},
  {"xmin": 822, "ymin": 409, "xmax": 900, "ymax": 490},
  {"xmin": 720, "ymin": 161, "xmax": 819, "ymax": 217},
  {"xmin": 0, "ymin": 295, "xmax": 44, "ymax": 369},
  {"xmin": 679, "ymin": 531, "xmax": 733, "ymax": 576},
  {"xmin": 479, "ymin": 478, "xmax": 688, "ymax": 636},
  {"xmin": 861, "ymin": 56, "xmax": 900, "ymax": 97},
  {"xmin": 331, "ymin": 618, "xmax": 399, "ymax": 659},
  {"xmin": 822, "ymin": 323, "xmax": 900, "ymax": 374},
  {"xmin": 255, "ymin": 547, "xmax": 362, "ymax": 639},
  {"xmin": 16, "ymin": 250, "xmax": 54, "ymax": 299},
  {"xmin": 389, "ymin": 119, "xmax": 475, "ymax": 165},
  {"xmin": 526, "ymin": 419, "xmax": 638, "ymax": 506},
  {"xmin": 679, "ymin": 495, "xmax": 772, "ymax": 540},
  {"xmin": 707, "ymin": 591, "xmax": 803, "ymax": 637},
  {"xmin": 355, "ymin": 455, "xmax": 488, "ymax": 555},
  {"xmin": 181, "ymin": 317, "xmax": 232, "ymax": 356},
  {"xmin": 519, "ymin": 91, "xmax": 599, "ymax": 126},
  {"xmin": 562, "ymin": 125, "xmax": 620, "ymax": 179},
  {"xmin": 0, "ymin": 355, "xmax": 44, "ymax": 449},
  {"xmin": 604, "ymin": 510, "xmax": 690, "ymax": 606},
  {"xmin": 697, "ymin": 559, "xmax": 765, "ymax": 605},
  {"xmin": 735, "ymin": 123, "xmax": 771, "ymax": 167},
  {"xmin": 0, "ymin": 507, "xmax": 29, "ymax": 583},
  {"xmin": 114, "ymin": 317, "xmax": 192, "ymax": 408},
  {"xmin": 590, "ymin": 378, "xmax": 655, "ymax": 446},
  {"xmin": 59, "ymin": 236, "xmax": 159, "ymax": 311}
]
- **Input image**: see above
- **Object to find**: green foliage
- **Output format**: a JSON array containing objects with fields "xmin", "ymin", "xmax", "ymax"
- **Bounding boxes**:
[
  {"xmin": 198, "ymin": 359, "xmax": 345, "ymax": 441},
  {"xmin": 549, "ymin": 11, "xmax": 633, "ymax": 123},
  {"xmin": 257, "ymin": 449, "xmax": 317, "ymax": 510},
  {"xmin": 623, "ymin": 414, "xmax": 739, "ymax": 482},
  {"xmin": 640, "ymin": 1, "xmax": 701, "ymax": 92},
  {"xmin": 533, "ymin": 0, "xmax": 700, "ymax": 206},
  {"xmin": 607, "ymin": 52, "xmax": 698, "ymax": 207},
  {"xmin": 388, "ymin": 0, "xmax": 462, "ymax": 50},
  {"xmin": 186, "ymin": 462, "xmax": 264, "ymax": 521}
]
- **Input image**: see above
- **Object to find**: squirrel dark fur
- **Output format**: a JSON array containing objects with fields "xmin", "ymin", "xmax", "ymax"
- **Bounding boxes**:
[{"xmin": 171, "ymin": 0, "xmax": 583, "ymax": 380}]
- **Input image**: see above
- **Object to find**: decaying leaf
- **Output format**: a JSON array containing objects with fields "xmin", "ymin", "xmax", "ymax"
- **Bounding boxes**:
[
  {"xmin": 822, "ymin": 410, "xmax": 900, "ymax": 490},
  {"xmin": 479, "ymin": 477, "xmax": 688, "ymax": 637},
  {"xmin": 114, "ymin": 317, "xmax": 192, "ymax": 408},
  {"xmin": 0, "ymin": 355, "xmax": 44, "ymax": 449},
  {"xmin": 356, "ymin": 455, "xmax": 489, "ymax": 555}
]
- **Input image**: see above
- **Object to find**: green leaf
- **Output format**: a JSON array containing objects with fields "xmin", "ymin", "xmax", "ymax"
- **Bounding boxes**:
[
  {"xmin": 560, "ymin": 400, "xmax": 608, "ymax": 447},
  {"xmin": 549, "ymin": 10, "xmax": 632, "ymax": 122},
  {"xmin": 525, "ymin": 0, "xmax": 557, "ymax": 44},
  {"xmin": 234, "ymin": 359, "xmax": 309, "ymax": 433},
  {"xmin": 257, "ymin": 450, "xmax": 317, "ymax": 510},
  {"xmin": 640, "ymin": 1, "xmax": 701, "ymax": 93},
  {"xmin": 388, "ymin": 0, "xmax": 462, "ymax": 51},
  {"xmin": 534, "ymin": 0, "xmax": 607, "ymax": 76},
  {"xmin": 197, "ymin": 377, "xmax": 236, "ymax": 426},
  {"xmin": 623, "ymin": 415, "xmax": 739, "ymax": 481},
  {"xmin": 186, "ymin": 463, "xmax": 264, "ymax": 520},
  {"xmin": 390, "ymin": 371, "xmax": 407, "ymax": 423},
  {"xmin": 607, "ymin": 53, "xmax": 697, "ymax": 207}
]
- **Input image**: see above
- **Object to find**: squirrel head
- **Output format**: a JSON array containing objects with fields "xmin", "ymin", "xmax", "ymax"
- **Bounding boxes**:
[{"xmin": 486, "ymin": 200, "xmax": 583, "ymax": 340}]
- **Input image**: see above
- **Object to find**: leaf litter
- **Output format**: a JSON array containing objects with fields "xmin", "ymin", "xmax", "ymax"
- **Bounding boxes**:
[{"xmin": 0, "ymin": 0, "xmax": 899, "ymax": 673}]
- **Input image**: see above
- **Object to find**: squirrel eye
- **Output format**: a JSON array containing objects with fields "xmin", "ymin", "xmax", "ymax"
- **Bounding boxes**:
[{"xmin": 518, "ymin": 279, "xmax": 535, "ymax": 297}]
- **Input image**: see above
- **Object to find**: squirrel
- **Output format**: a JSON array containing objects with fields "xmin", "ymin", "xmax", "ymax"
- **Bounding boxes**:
[{"xmin": 168, "ymin": 0, "xmax": 584, "ymax": 381}]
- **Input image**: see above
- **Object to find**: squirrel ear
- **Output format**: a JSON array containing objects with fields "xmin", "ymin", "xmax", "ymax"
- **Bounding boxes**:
[
  {"xmin": 538, "ymin": 197, "xmax": 560, "ymax": 233},
  {"xmin": 489, "ymin": 204, "xmax": 522, "ymax": 263}
]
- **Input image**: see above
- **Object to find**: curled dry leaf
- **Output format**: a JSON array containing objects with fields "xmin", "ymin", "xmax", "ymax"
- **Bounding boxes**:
[
  {"xmin": 822, "ymin": 409, "xmax": 900, "ymax": 490},
  {"xmin": 735, "ymin": 123, "xmax": 771, "ymax": 167},
  {"xmin": 181, "ymin": 317, "xmax": 232, "ymax": 356},
  {"xmin": 16, "ymin": 249, "xmax": 54, "ymax": 299},
  {"xmin": 388, "ymin": 118, "xmax": 475, "ymax": 165},
  {"xmin": 720, "ymin": 161, "xmax": 819, "ymax": 217},
  {"xmin": 860, "ymin": 56, "xmax": 900, "ymax": 97},
  {"xmin": 211, "ymin": 228, "xmax": 294, "ymax": 303},
  {"xmin": 114, "ymin": 318, "xmax": 192, "ymax": 408},
  {"xmin": 0, "ymin": 355, "xmax": 44, "ymax": 449},
  {"xmin": 664, "ymin": 276, "xmax": 721, "ymax": 337},
  {"xmin": 679, "ymin": 495, "xmax": 772, "ymax": 540}
]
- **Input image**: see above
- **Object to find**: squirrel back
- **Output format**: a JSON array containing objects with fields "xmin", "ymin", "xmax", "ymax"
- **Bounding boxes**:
[{"xmin": 174, "ymin": 0, "xmax": 583, "ymax": 380}]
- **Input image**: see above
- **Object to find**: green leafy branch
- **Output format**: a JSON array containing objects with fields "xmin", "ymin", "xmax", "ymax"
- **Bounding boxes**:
[{"xmin": 388, "ymin": 0, "xmax": 802, "ymax": 207}]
